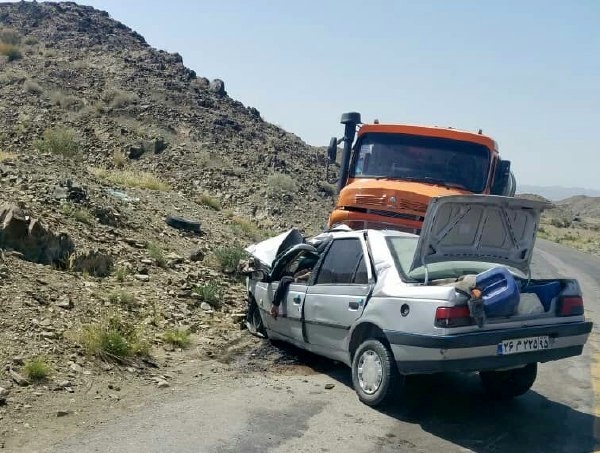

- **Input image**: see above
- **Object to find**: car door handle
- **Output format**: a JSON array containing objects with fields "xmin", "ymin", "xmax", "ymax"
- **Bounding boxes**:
[
  {"xmin": 293, "ymin": 295, "xmax": 302, "ymax": 304},
  {"xmin": 348, "ymin": 299, "xmax": 364, "ymax": 311}
]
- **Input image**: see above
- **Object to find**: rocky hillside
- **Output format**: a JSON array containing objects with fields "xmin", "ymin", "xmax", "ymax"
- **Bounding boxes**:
[
  {"xmin": 556, "ymin": 195, "xmax": 600, "ymax": 219},
  {"xmin": 0, "ymin": 1, "xmax": 336, "ymax": 443},
  {"xmin": 0, "ymin": 1, "xmax": 336, "ymax": 230}
]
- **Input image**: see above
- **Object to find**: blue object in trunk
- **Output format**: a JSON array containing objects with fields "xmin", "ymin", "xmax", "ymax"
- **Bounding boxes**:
[
  {"xmin": 522, "ymin": 281, "xmax": 562, "ymax": 312},
  {"xmin": 476, "ymin": 267, "xmax": 520, "ymax": 317}
]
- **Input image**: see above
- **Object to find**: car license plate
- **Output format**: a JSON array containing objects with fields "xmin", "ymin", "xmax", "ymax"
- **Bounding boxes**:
[{"xmin": 497, "ymin": 336, "xmax": 551, "ymax": 355}]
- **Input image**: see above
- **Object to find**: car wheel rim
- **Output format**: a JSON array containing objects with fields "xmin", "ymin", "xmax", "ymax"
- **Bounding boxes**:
[{"xmin": 357, "ymin": 350, "xmax": 383, "ymax": 395}]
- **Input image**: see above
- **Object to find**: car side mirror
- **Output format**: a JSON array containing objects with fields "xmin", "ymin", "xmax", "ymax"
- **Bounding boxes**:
[{"xmin": 327, "ymin": 137, "xmax": 338, "ymax": 162}]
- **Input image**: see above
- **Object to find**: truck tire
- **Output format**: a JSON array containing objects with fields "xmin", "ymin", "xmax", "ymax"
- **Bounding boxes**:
[
  {"xmin": 480, "ymin": 363, "xmax": 537, "ymax": 400},
  {"xmin": 351, "ymin": 339, "xmax": 400, "ymax": 407}
]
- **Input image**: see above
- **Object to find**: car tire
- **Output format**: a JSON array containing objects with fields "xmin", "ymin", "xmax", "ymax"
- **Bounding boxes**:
[
  {"xmin": 480, "ymin": 363, "xmax": 537, "ymax": 400},
  {"xmin": 351, "ymin": 339, "xmax": 400, "ymax": 407},
  {"xmin": 165, "ymin": 215, "xmax": 201, "ymax": 233},
  {"xmin": 246, "ymin": 298, "xmax": 267, "ymax": 339}
]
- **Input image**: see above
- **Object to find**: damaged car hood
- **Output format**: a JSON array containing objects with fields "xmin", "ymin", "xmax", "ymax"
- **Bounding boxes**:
[{"xmin": 410, "ymin": 195, "xmax": 549, "ymax": 274}]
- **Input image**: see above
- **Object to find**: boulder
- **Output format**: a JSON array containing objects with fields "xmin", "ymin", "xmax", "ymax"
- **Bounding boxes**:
[
  {"xmin": 69, "ymin": 249, "xmax": 113, "ymax": 277},
  {"xmin": 209, "ymin": 79, "xmax": 226, "ymax": 96},
  {"xmin": 0, "ymin": 205, "xmax": 74, "ymax": 266}
]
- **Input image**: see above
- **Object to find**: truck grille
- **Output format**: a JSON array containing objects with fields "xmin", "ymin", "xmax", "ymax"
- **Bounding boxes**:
[
  {"xmin": 396, "ymin": 199, "xmax": 427, "ymax": 213},
  {"xmin": 355, "ymin": 194, "xmax": 386, "ymax": 207},
  {"xmin": 354, "ymin": 195, "xmax": 427, "ymax": 214},
  {"xmin": 367, "ymin": 209, "xmax": 424, "ymax": 222}
]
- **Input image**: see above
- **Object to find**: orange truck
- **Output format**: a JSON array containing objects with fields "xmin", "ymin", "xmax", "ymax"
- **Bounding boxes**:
[{"xmin": 326, "ymin": 112, "xmax": 516, "ymax": 233}]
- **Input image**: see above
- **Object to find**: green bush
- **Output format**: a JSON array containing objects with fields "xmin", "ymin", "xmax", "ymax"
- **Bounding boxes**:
[
  {"xmin": 103, "ymin": 89, "xmax": 139, "ymax": 109},
  {"xmin": 267, "ymin": 173, "xmax": 296, "ymax": 199},
  {"xmin": 0, "ymin": 29, "xmax": 21, "ymax": 45},
  {"xmin": 147, "ymin": 242, "xmax": 167, "ymax": 268},
  {"xmin": 108, "ymin": 290, "xmax": 137, "ymax": 310},
  {"xmin": 23, "ymin": 357, "xmax": 51, "ymax": 381},
  {"xmin": 0, "ymin": 43, "xmax": 22, "ymax": 62},
  {"xmin": 197, "ymin": 193, "xmax": 221, "ymax": 211},
  {"xmin": 80, "ymin": 315, "xmax": 149, "ymax": 360},
  {"xmin": 231, "ymin": 216, "xmax": 268, "ymax": 242},
  {"xmin": 113, "ymin": 265, "xmax": 129, "ymax": 282},
  {"xmin": 23, "ymin": 79, "xmax": 43, "ymax": 95},
  {"xmin": 193, "ymin": 281, "xmax": 222, "ymax": 307},
  {"xmin": 35, "ymin": 127, "xmax": 79, "ymax": 158},
  {"xmin": 214, "ymin": 246, "xmax": 246, "ymax": 274},
  {"xmin": 89, "ymin": 167, "xmax": 171, "ymax": 191},
  {"xmin": 49, "ymin": 91, "xmax": 83, "ymax": 111},
  {"xmin": 61, "ymin": 203, "xmax": 94, "ymax": 224},
  {"xmin": 162, "ymin": 328, "xmax": 192, "ymax": 348},
  {"xmin": 23, "ymin": 35, "xmax": 38, "ymax": 46},
  {"xmin": 549, "ymin": 217, "xmax": 571, "ymax": 228}
]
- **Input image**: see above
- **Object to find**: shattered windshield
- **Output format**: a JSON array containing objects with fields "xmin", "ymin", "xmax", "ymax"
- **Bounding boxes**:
[
  {"xmin": 386, "ymin": 236, "xmax": 524, "ymax": 282},
  {"xmin": 350, "ymin": 132, "xmax": 491, "ymax": 193}
]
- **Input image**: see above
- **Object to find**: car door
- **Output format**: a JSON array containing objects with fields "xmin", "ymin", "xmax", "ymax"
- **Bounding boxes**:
[
  {"xmin": 265, "ymin": 249, "xmax": 316, "ymax": 344},
  {"xmin": 266, "ymin": 282, "xmax": 307, "ymax": 342},
  {"xmin": 303, "ymin": 237, "xmax": 371, "ymax": 357}
]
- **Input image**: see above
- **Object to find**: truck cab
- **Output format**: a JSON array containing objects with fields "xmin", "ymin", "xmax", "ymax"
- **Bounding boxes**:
[{"xmin": 327, "ymin": 112, "xmax": 516, "ymax": 233}]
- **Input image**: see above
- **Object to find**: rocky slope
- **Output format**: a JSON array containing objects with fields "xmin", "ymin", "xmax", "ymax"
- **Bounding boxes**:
[
  {"xmin": 0, "ymin": 1, "xmax": 337, "ymax": 443},
  {"xmin": 556, "ymin": 195, "xmax": 600, "ymax": 219}
]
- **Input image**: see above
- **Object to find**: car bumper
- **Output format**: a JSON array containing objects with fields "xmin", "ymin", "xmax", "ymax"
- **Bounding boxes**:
[{"xmin": 384, "ymin": 321, "xmax": 593, "ymax": 374}]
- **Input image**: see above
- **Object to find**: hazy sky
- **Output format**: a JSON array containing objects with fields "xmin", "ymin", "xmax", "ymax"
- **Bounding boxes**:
[{"xmin": 76, "ymin": 0, "xmax": 599, "ymax": 189}]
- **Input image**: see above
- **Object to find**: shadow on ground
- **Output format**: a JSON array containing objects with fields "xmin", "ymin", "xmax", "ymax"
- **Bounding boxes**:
[{"xmin": 251, "ymin": 340, "xmax": 598, "ymax": 453}]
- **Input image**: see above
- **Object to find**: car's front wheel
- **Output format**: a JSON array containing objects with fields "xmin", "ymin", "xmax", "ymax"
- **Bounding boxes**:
[
  {"xmin": 480, "ymin": 363, "xmax": 537, "ymax": 400},
  {"xmin": 246, "ymin": 297, "xmax": 267, "ymax": 339},
  {"xmin": 351, "ymin": 339, "xmax": 401, "ymax": 407}
]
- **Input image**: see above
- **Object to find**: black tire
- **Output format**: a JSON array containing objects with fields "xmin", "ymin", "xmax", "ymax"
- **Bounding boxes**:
[
  {"xmin": 246, "ymin": 298, "xmax": 267, "ymax": 339},
  {"xmin": 165, "ymin": 215, "xmax": 201, "ymax": 233},
  {"xmin": 480, "ymin": 363, "xmax": 537, "ymax": 400},
  {"xmin": 351, "ymin": 339, "xmax": 401, "ymax": 407}
]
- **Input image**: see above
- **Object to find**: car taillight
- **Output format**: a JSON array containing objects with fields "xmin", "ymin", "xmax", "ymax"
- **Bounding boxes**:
[
  {"xmin": 435, "ymin": 306, "xmax": 473, "ymax": 328},
  {"xmin": 558, "ymin": 296, "xmax": 584, "ymax": 316}
]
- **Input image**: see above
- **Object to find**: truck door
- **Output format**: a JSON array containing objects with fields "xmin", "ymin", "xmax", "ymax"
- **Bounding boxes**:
[{"xmin": 303, "ymin": 238, "xmax": 371, "ymax": 357}]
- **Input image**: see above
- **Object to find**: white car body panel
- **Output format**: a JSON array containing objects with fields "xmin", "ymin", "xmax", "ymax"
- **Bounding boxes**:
[{"xmin": 246, "ymin": 196, "xmax": 592, "ymax": 375}]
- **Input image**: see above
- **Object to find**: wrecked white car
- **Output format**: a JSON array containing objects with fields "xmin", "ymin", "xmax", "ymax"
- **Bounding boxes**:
[{"xmin": 245, "ymin": 195, "xmax": 592, "ymax": 407}]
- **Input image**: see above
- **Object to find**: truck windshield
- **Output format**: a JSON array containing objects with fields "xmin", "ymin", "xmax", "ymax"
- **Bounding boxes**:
[{"xmin": 350, "ymin": 133, "xmax": 491, "ymax": 193}]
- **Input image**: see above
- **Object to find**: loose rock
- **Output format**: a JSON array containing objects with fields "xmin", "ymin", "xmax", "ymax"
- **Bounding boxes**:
[{"xmin": 9, "ymin": 369, "xmax": 29, "ymax": 387}]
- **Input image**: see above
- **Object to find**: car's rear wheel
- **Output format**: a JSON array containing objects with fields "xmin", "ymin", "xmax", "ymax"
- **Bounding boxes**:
[
  {"xmin": 246, "ymin": 297, "xmax": 267, "ymax": 338},
  {"xmin": 351, "ymin": 339, "xmax": 400, "ymax": 407},
  {"xmin": 480, "ymin": 363, "xmax": 537, "ymax": 400}
]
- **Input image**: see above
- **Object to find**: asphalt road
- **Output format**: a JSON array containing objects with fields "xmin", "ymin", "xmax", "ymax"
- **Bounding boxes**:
[{"xmin": 48, "ymin": 239, "xmax": 600, "ymax": 453}]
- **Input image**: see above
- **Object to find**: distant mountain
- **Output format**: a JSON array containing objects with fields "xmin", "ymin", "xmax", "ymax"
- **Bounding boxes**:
[
  {"xmin": 517, "ymin": 185, "xmax": 600, "ymax": 201},
  {"xmin": 556, "ymin": 196, "xmax": 600, "ymax": 219}
]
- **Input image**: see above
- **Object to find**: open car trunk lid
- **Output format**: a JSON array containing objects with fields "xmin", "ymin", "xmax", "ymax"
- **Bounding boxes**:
[{"xmin": 410, "ymin": 195, "xmax": 549, "ymax": 275}]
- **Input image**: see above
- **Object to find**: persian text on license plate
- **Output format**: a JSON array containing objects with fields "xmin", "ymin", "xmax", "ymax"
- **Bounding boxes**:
[{"xmin": 497, "ymin": 336, "xmax": 551, "ymax": 355}]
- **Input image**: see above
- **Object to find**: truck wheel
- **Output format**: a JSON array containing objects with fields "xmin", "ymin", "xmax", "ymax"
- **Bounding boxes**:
[
  {"xmin": 246, "ymin": 298, "xmax": 267, "ymax": 339},
  {"xmin": 351, "ymin": 339, "xmax": 400, "ymax": 407},
  {"xmin": 480, "ymin": 363, "xmax": 537, "ymax": 400}
]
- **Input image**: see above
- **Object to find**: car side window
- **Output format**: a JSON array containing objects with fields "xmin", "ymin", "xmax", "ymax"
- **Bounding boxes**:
[
  {"xmin": 316, "ymin": 239, "xmax": 368, "ymax": 285},
  {"xmin": 283, "ymin": 250, "xmax": 319, "ymax": 284}
]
